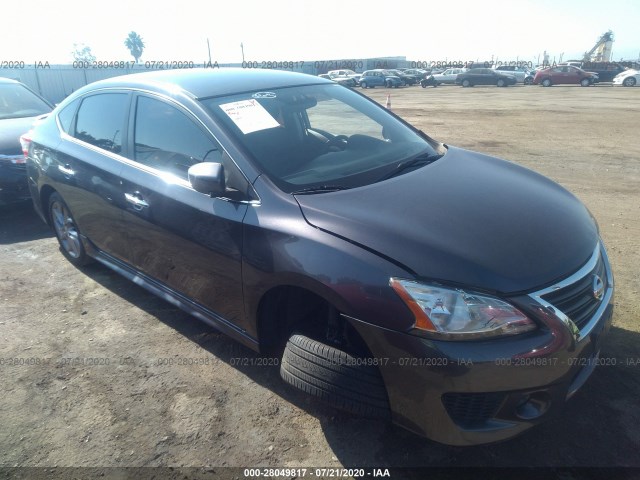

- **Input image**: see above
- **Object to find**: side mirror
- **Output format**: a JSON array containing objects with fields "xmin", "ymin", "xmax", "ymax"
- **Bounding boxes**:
[{"xmin": 188, "ymin": 162, "xmax": 225, "ymax": 196}]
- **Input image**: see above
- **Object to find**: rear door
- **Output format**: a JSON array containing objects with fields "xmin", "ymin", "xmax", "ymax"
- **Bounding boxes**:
[
  {"xmin": 118, "ymin": 93, "xmax": 250, "ymax": 328},
  {"xmin": 53, "ymin": 91, "xmax": 131, "ymax": 261}
]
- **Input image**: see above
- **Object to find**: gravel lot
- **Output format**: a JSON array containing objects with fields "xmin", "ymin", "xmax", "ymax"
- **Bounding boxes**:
[{"xmin": 1, "ymin": 83, "xmax": 639, "ymax": 472}]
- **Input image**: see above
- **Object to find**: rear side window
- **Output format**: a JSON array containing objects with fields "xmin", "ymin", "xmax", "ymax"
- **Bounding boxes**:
[
  {"xmin": 132, "ymin": 95, "xmax": 221, "ymax": 179},
  {"xmin": 57, "ymin": 98, "xmax": 80, "ymax": 134},
  {"xmin": 74, "ymin": 94, "xmax": 128, "ymax": 154}
]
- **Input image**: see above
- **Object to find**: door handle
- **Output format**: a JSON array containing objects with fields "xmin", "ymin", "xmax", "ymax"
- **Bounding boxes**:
[
  {"xmin": 58, "ymin": 164, "xmax": 75, "ymax": 176},
  {"xmin": 124, "ymin": 192, "xmax": 149, "ymax": 210}
]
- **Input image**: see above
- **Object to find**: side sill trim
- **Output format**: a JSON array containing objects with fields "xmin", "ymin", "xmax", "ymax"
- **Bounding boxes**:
[{"xmin": 92, "ymin": 249, "xmax": 259, "ymax": 352}]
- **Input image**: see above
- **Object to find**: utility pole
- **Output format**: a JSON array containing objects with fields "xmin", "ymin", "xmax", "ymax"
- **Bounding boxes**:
[
  {"xmin": 240, "ymin": 42, "xmax": 245, "ymax": 62},
  {"xmin": 207, "ymin": 38, "xmax": 212, "ymax": 64}
]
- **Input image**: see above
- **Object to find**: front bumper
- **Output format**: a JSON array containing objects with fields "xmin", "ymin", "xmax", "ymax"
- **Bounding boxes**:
[
  {"xmin": 347, "ymin": 244, "xmax": 614, "ymax": 446},
  {"xmin": 0, "ymin": 159, "xmax": 30, "ymax": 205}
]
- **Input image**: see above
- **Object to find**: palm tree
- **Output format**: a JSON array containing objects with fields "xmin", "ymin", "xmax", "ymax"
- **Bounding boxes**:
[{"xmin": 124, "ymin": 32, "xmax": 145, "ymax": 64}]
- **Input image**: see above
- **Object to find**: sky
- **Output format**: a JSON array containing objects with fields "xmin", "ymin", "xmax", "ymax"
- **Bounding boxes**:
[{"xmin": 2, "ymin": 0, "xmax": 639, "ymax": 65}]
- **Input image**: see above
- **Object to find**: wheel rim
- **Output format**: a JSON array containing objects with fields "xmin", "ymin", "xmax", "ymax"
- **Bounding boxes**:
[{"xmin": 51, "ymin": 201, "xmax": 82, "ymax": 258}]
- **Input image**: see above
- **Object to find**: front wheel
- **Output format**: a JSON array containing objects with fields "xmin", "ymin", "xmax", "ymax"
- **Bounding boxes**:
[
  {"xmin": 385, "ymin": 80, "xmax": 392, "ymax": 88},
  {"xmin": 497, "ymin": 79, "xmax": 506, "ymax": 87},
  {"xmin": 623, "ymin": 77, "xmax": 636, "ymax": 87},
  {"xmin": 524, "ymin": 77, "xmax": 533, "ymax": 85},
  {"xmin": 580, "ymin": 78, "xmax": 590, "ymax": 87},
  {"xmin": 542, "ymin": 78, "xmax": 552, "ymax": 87},
  {"xmin": 49, "ymin": 192, "xmax": 90, "ymax": 266},
  {"xmin": 280, "ymin": 334, "xmax": 390, "ymax": 419},
  {"xmin": 360, "ymin": 81, "xmax": 367, "ymax": 89},
  {"xmin": 462, "ymin": 79, "xmax": 471, "ymax": 88}
]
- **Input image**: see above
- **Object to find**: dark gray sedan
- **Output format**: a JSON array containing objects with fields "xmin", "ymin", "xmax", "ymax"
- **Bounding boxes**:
[
  {"xmin": 26, "ymin": 69, "xmax": 613, "ymax": 445},
  {"xmin": 456, "ymin": 68, "xmax": 518, "ymax": 87}
]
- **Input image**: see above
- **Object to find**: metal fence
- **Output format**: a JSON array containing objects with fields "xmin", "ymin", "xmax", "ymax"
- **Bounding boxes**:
[{"xmin": 1, "ymin": 57, "xmax": 409, "ymax": 104}]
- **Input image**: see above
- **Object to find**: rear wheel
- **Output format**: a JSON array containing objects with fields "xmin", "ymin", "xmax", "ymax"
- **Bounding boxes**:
[
  {"xmin": 497, "ymin": 78, "xmax": 506, "ymax": 87},
  {"xmin": 462, "ymin": 79, "xmax": 471, "ymax": 88},
  {"xmin": 49, "ymin": 192, "xmax": 90, "ymax": 266},
  {"xmin": 623, "ymin": 77, "xmax": 636, "ymax": 87},
  {"xmin": 280, "ymin": 334, "xmax": 390, "ymax": 419},
  {"xmin": 542, "ymin": 78, "xmax": 552, "ymax": 87},
  {"xmin": 580, "ymin": 78, "xmax": 590, "ymax": 87},
  {"xmin": 524, "ymin": 77, "xmax": 533, "ymax": 85},
  {"xmin": 360, "ymin": 81, "xmax": 367, "ymax": 89}
]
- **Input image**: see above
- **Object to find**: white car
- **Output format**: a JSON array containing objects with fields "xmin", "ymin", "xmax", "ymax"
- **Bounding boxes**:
[
  {"xmin": 327, "ymin": 69, "xmax": 362, "ymax": 83},
  {"xmin": 432, "ymin": 68, "xmax": 467, "ymax": 85},
  {"xmin": 613, "ymin": 69, "xmax": 639, "ymax": 87}
]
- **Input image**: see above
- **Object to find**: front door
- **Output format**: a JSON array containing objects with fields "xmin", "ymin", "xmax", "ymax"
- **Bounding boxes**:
[{"xmin": 117, "ymin": 93, "xmax": 249, "ymax": 330}]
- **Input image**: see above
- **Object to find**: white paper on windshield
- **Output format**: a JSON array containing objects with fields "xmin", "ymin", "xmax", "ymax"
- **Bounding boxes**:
[{"xmin": 219, "ymin": 99, "xmax": 280, "ymax": 134}]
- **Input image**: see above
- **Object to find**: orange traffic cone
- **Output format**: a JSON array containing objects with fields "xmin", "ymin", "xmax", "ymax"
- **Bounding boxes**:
[{"xmin": 386, "ymin": 94, "xmax": 391, "ymax": 109}]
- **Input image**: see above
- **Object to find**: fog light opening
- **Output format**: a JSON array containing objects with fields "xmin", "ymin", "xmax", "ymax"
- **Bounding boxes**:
[{"xmin": 515, "ymin": 391, "xmax": 551, "ymax": 420}]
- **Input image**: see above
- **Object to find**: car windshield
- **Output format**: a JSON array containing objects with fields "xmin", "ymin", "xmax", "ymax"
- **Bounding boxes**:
[
  {"xmin": 201, "ymin": 83, "xmax": 440, "ymax": 193},
  {"xmin": 0, "ymin": 83, "xmax": 51, "ymax": 120}
]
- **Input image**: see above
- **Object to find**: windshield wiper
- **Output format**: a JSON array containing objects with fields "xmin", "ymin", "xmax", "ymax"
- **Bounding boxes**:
[
  {"xmin": 291, "ymin": 185, "xmax": 350, "ymax": 195},
  {"xmin": 377, "ymin": 152, "xmax": 443, "ymax": 182}
]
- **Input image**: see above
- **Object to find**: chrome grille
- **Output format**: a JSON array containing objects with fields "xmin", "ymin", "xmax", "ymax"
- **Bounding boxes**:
[{"xmin": 540, "ymin": 250, "xmax": 608, "ymax": 330}]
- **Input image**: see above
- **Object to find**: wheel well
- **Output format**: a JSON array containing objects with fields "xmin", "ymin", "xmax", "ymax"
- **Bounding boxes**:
[
  {"xmin": 39, "ymin": 185, "xmax": 56, "ymax": 225},
  {"xmin": 257, "ymin": 285, "xmax": 371, "ymax": 358}
]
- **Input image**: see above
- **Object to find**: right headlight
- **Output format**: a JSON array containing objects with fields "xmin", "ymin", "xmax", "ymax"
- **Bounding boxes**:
[{"xmin": 390, "ymin": 278, "xmax": 536, "ymax": 340}]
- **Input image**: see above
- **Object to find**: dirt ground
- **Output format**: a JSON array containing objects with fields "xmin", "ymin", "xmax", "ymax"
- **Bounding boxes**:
[{"xmin": 1, "ymin": 84, "xmax": 639, "ymax": 473}]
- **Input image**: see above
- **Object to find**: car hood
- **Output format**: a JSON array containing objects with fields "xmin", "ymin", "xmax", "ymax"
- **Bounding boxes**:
[
  {"xmin": 0, "ymin": 116, "xmax": 38, "ymax": 156},
  {"xmin": 294, "ymin": 146, "xmax": 598, "ymax": 294}
]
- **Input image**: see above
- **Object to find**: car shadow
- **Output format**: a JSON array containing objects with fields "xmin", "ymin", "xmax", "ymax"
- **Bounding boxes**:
[
  {"xmin": 77, "ymin": 263, "xmax": 640, "ymax": 468},
  {"xmin": 0, "ymin": 201, "xmax": 53, "ymax": 244}
]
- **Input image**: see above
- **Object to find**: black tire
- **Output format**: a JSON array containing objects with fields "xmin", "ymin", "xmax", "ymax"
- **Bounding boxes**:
[
  {"xmin": 360, "ymin": 81, "xmax": 367, "ymax": 89},
  {"xmin": 580, "ymin": 78, "xmax": 590, "ymax": 87},
  {"xmin": 462, "ymin": 79, "xmax": 471, "ymax": 88},
  {"xmin": 49, "ymin": 192, "xmax": 91, "ymax": 266},
  {"xmin": 524, "ymin": 77, "xmax": 533, "ymax": 85},
  {"xmin": 497, "ymin": 78, "xmax": 506, "ymax": 87},
  {"xmin": 623, "ymin": 77, "xmax": 636, "ymax": 87},
  {"xmin": 280, "ymin": 334, "xmax": 390, "ymax": 419},
  {"xmin": 542, "ymin": 78, "xmax": 552, "ymax": 87},
  {"xmin": 385, "ymin": 80, "xmax": 392, "ymax": 88}
]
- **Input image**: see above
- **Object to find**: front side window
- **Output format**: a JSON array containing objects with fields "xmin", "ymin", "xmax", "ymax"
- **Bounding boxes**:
[
  {"xmin": 74, "ymin": 93, "xmax": 128, "ymax": 154},
  {"xmin": 132, "ymin": 96, "xmax": 221, "ymax": 180},
  {"xmin": 202, "ymin": 83, "xmax": 441, "ymax": 193}
]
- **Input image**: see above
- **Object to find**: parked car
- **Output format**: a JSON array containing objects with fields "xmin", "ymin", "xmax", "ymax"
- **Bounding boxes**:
[
  {"xmin": 564, "ymin": 62, "xmax": 626, "ymax": 82},
  {"xmin": 432, "ymin": 68, "xmax": 467, "ymax": 85},
  {"xmin": 533, "ymin": 66, "xmax": 599, "ymax": 87},
  {"xmin": 328, "ymin": 74, "xmax": 357, "ymax": 88},
  {"xmin": 403, "ymin": 68, "xmax": 429, "ymax": 79},
  {"xmin": 455, "ymin": 68, "xmax": 517, "ymax": 87},
  {"xmin": 26, "ymin": 68, "xmax": 613, "ymax": 446},
  {"xmin": 494, "ymin": 65, "xmax": 530, "ymax": 84},
  {"xmin": 386, "ymin": 69, "xmax": 418, "ymax": 86},
  {"xmin": 318, "ymin": 74, "xmax": 356, "ymax": 88},
  {"xmin": 359, "ymin": 69, "xmax": 403, "ymax": 88},
  {"xmin": 612, "ymin": 68, "xmax": 639, "ymax": 87},
  {"xmin": 0, "ymin": 78, "xmax": 53, "ymax": 205},
  {"xmin": 327, "ymin": 69, "xmax": 359, "ymax": 79}
]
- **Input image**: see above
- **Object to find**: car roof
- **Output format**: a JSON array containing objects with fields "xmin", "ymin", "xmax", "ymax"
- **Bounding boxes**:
[
  {"xmin": 71, "ymin": 68, "xmax": 331, "ymax": 100},
  {"xmin": 0, "ymin": 77, "xmax": 21, "ymax": 84}
]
